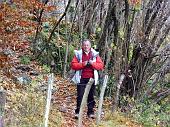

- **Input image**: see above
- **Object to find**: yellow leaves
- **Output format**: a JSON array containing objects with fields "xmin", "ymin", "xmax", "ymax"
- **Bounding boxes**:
[
  {"xmin": 99, "ymin": 111, "xmax": 143, "ymax": 127},
  {"xmin": 49, "ymin": 110, "xmax": 64, "ymax": 126},
  {"xmin": 5, "ymin": 86, "xmax": 46, "ymax": 126}
]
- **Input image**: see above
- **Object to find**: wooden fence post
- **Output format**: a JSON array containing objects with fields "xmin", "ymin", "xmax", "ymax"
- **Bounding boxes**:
[
  {"xmin": 112, "ymin": 74, "xmax": 125, "ymax": 112},
  {"xmin": 78, "ymin": 78, "xmax": 94, "ymax": 127},
  {"xmin": 0, "ymin": 88, "xmax": 6, "ymax": 127},
  {"xmin": 44, "ymin": 73, "xmax": 54, "ymax": 127},
  {"xmin": 96, "ymin": 75, "xmax": 108, "ymax": 126}
]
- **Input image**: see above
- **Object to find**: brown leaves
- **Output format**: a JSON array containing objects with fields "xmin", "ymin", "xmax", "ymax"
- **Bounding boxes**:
[
  {"xmin": 0, "ymin": 52, "xmax": 12, "ymax": 78},
  {"xmin": 17, "ymin": 20, "xmax": 31, "ymax": 27},
  {"xmin": 0, "ymin": 3, "xmax": 32, "ymax": 46},
  {"xmin": 42, "ymin": 5, "xmax": 57, "ymax": 12}
]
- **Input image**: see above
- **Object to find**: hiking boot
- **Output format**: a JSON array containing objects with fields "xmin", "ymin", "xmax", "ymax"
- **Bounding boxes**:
[{"xmin": 74, "ymin": 113, "xmax": 79, "ymax": 119}]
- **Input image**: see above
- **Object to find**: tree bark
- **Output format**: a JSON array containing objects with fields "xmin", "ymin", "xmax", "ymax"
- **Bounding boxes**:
[{"xmin": 98, "ymin": 0, "xmax": 118, "ymax": 61}]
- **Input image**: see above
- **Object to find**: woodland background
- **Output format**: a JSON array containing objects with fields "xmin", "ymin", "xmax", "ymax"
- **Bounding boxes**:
[{"xmin": 0, "ymin": 0, "xmax": 169, "ymax": 127}]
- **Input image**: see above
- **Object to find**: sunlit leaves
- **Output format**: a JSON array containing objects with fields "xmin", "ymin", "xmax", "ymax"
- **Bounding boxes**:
[
  {"xmin": 128, "ymin": 0, "xmax": 141, "ymax": 6},
  {"xmin": 128, "ymin": 0, "xmax": 141, "ymax": 10}
]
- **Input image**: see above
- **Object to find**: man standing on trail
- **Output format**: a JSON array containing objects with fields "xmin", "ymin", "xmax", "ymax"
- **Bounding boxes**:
[{"xmin": 71, "ymin": 39, "xmax": 104, "ymax": 119}]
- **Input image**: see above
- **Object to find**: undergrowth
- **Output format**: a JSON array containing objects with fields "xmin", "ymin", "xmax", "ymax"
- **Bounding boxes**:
[{"xmin": 3, "ymin": 74, "xmax": 64, "ymax": 127}]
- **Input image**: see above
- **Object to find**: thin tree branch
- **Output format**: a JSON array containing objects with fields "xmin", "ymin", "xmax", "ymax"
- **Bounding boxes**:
[
  {"xmin": 33, "ymin": 0, "xmax": 49, "ymax": 53},
  {"xmin": 47, "ymin": 0, "xmax": 72, "ymax": 43},
  {"xmin": 34, "ymin": 0, "xmax": 72, "ymax": 60}
]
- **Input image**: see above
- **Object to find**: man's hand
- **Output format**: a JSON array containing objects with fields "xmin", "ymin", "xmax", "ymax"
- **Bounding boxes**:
[
  {"xmin": 82, "ymin": 60, "xmax": 93, "ymax": 67},
  {"xmin": 82, "ymin": 61, "xmax": 88, "ymax": 66},
  {"xmin": 88, "ymin": 60, "xmax": 93, "ymax": 65}
]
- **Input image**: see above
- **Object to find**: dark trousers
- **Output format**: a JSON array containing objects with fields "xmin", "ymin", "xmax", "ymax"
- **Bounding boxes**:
[{"xmin": 75, "ymin": 78, "xmax": 95, "ymax": 115}]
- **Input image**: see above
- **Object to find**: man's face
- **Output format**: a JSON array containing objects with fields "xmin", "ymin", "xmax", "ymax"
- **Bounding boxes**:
[{"xmin": 82, "ymin": 41, "xmax": 91, "ymax": 52}]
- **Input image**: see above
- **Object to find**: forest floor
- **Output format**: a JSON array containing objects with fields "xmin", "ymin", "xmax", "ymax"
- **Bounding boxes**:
[
  {"xmin": 0, "ymin": 72, "xmax": 143, "ymax": 127},
  {"xmin": 0, "ymin": 47, "xmax": 143, "ymax": 127},
  {"xmin": 52, "ymin": 77, "xmax": 143, "ymax": 127}
]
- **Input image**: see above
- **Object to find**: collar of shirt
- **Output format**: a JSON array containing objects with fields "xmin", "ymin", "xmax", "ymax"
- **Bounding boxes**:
[{"xmin": 83, "ymin": 48, "xmax": 91, "ymax": 55}]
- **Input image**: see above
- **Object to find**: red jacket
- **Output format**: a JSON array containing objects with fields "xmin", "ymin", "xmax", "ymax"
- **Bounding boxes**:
[{"xmin": 71, "ymin": 50, "xmax": 104, "ymax": 78}]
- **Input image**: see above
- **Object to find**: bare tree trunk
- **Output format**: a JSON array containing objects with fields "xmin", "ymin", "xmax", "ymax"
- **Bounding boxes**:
[
  {"xmin": 155, "ymin": 89, "xmax": 170, "ymax": 104},
  {"xmin": 84, "ymin": 0, "xmax": 100, "ymax": 37},
  {"xmin": 33, "ymin": 0, "xmax": 49, "ymax": 54},
  {"xmin": 34, "ymin": 0, "xmax": 72, "ymax": 60},
  {"xmin": 98, "ymin": 0, "xmax": 118, "ymax": 60},
  {"xmin": 63, "ymin": 0, "xmax": 69, "ymax": 78},
  {"xmin": 144, "ymin": 58, "xmax": 170, "ymax": 100},
  {"xmin": 118, "ymin": 0, "xmax": 170, "ymax": 100},
  {"xmin": 63, "ymin": 0, "xmax": 80, "ymax": 78},
  {"xmin": 63, "ymin": 43, "xmax": 69, "ymax": 78},
  {"xmin": 48, "ymin": 0, "xmax": 72, "ymax": 44}
]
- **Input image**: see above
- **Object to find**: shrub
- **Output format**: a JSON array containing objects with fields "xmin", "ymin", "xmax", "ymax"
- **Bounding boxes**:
[{"xmin": 20, "ymin": 55, "xmax": 31, "ymax": 65}]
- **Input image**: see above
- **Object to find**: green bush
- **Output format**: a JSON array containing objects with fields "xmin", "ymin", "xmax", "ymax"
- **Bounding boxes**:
[
  {"xmin": 130, "ymin": 102, "xmax": 170, "ymax": 127},
  {"xmin": 20, "ymin": 55, "xmax": 31, "ymax": 65},
  {"xmin": 42, "ymin": 64, "xmax": 51, "ymax": 73}
]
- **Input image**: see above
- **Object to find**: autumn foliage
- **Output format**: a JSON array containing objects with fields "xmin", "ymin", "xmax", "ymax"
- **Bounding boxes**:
[
  {"xmin": 0, "ymin": 0, "xmax": 55, "ymax": 49},
  {"xmin": 0, "ymin": 0, "xmax": 169, "ymax": 126},
  {"xmin": 128, "ymin": 0, "xmax": 141, "ymax": 6}
]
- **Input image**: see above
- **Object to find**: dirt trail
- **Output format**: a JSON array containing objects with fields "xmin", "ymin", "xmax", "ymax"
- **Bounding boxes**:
[{"xmin": 52, "ymin": 77, "xmax": 142, "ymax": 127}]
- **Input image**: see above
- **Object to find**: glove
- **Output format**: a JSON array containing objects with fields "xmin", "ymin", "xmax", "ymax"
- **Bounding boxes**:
[{"xmin": 86, "ymin": 61, "xmax": 90, "ymax": 67}]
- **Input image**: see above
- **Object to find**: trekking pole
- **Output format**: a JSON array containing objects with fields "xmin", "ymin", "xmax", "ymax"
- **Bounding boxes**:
[{"xmin": 96, "ymin": 75, "xmax": 108, "ymax": 126}]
